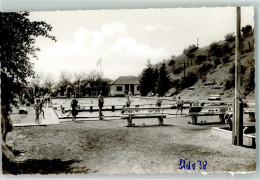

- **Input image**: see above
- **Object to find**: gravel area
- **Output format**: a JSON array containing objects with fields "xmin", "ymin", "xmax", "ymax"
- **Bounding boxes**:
[{"xmin": 3, "ymin": 115, "xmax": 256, "ymax": 174}]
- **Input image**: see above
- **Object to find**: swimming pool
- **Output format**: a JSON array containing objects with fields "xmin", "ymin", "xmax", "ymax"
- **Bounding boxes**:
[{"xmin": 52, "ymin": 97, "xmax": 178, "ymax": 119}]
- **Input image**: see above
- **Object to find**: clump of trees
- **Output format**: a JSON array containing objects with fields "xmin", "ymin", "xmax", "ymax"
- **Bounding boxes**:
[
  {"xmin": 139, "ymin": 60, "xmax": 171, "ymax": 96},
  {"xmin": 195, "ymin": 55, "xmax": 207, "ymax": 65},
  {"xmin": 49, "ymin": 70, "xmax": 110, "ymax": 97},
  {"xmin": 168, "ymin": 55, "xmax": 176, "ymax": 73},
  {"xmin": 183, "ymin": 44, "xmax": 199, "ymax": 66},
  {"xmin": 208, "ymin": 41, "xmax": 232, "ymax": 66}
]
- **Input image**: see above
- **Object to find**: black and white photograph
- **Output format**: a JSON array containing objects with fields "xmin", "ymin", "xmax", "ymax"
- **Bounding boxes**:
[{"xmin": 1, "ymin": 6, "xmax": 256, "ymax": 174}]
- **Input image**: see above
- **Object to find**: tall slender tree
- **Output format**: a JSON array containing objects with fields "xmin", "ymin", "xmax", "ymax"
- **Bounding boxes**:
[
  {"xmin": 139, "ymin": 60, "xmax": 156, "ymax": 96},
  {"xmin": 157, "ymin": 63, "xmax": 171, "ymax": 96}
]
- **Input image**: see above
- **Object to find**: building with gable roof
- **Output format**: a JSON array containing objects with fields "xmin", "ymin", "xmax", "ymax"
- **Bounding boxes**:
[{"xmin": 109, "ymin": 76, "xmax": 140, "ymax": 96}]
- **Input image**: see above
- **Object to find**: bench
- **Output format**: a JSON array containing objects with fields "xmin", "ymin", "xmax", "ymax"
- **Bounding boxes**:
[
  {"xmin": 187, "ymin": 106, "xmax": 229, "ymax": 124},
  {"xmin": 121, "ymin": 107, "xmax": 169, "ymax": 127}
]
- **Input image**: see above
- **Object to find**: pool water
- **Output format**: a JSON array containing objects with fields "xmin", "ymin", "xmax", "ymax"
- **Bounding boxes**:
[{"xmin": 52, "ymin": 97, "xmax": 178, "ymax": 118}]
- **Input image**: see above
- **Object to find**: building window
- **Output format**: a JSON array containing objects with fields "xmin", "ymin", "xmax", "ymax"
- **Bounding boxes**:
[
  {"xmin": 137, "ymin": 86, "xmax": 139, "ymax": 91},
  {"xmin": 117, "ymin": 86, "xmax": 122, "ymax": 91}
]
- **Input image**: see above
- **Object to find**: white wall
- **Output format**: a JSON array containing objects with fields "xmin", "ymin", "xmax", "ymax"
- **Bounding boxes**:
[{"xmin": 110, "ymin": 84, "xmax": 140, "ymax": 96}]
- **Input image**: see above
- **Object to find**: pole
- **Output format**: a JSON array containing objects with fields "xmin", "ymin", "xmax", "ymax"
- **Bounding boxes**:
[
  {"xmin": 183, "ymin": 60, "xmax": 186, "ymax": 79},
  {"xmin": 100, "ymin": 58, "xmax": 102, "ymax": 90},
  {"xmin": 232, "ymin": 7, "xmax": 243, "ymax": 146}
]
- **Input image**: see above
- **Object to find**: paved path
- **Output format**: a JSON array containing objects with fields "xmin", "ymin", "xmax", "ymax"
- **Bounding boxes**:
[{"xmin": 12, "ymin": 106, "xmax": 59, "ymax": 127}]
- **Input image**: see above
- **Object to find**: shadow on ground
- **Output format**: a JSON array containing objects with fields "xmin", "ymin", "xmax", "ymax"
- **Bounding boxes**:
[
  {"xmin": 2, "ymin": 154, "xmax": 78, "ymax": 174},
  {"xmin": 128, "ymin": 124, "xmax": 174, "ymax": 128}
]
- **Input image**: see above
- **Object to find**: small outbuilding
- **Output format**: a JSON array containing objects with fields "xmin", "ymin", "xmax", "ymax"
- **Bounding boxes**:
[{"xmin": 109, "ymin": 76, "xmax": 140, "ymax": 96}]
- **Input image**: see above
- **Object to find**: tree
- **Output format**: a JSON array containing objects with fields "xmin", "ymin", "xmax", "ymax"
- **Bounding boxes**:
[
  {"xmin": 183, "ymin": 44, "xmax": 199, "ymax": 65},
  {"xmin": 225, "ymin": 32, "xmax": 236, "ymax": 43},
  {"xmin": 154, "ymin": 66, "xmax": 159, "ymax": 91},
  {"xmin": 57, "ymin": 71, "xmax": 72, "ymax": 96},
  {"xmin": 241, "ymin": 25, "xmax": 252, "ymax": 37},
  {"xmin": 157, "ymin": 63, "xmax": 171, "ymax": 96},
  {"xmin": 43, "ymin": 73, "xmax": 55, "ymax": 93},
  {"xmin": 1, "ymin": 12, "xmax": 56, "ymax": 107},
  {"xmin": 209, "ymin": 42, "xmax": 223, "ymax": 58},
  {"xmin": 195, "ymin": 55, "xmax": 207, "ymax": 65},
  {"xmin": 139, "ymin": 60, "xmax": 156, "ymax": 96},
  {"xmin": 1, "ymin": 12, "xmax": 56, "ymax": 159},
  {"xmin": 168, "ymin": 59, "xmax": 176, "ymax": 73}
]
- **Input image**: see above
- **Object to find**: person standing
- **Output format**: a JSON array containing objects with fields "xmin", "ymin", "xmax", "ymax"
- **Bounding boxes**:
[
  {"xmin": 156, "ymin": 94, "xmax": 162, "ymax": 107},
  {"xmin": 34, "ymin": 99, "xmax": 41, "ymax": 124},
  {"xmin": 71, "ymin": 98, "xmax": 78, "ymax": 121},
  {"xmin": 98, "ymin": 91, "xmax": 104, "ymax": 120},
  {"xmin": 126, "ymin": 93, "xmax": 132, "ymax": 107},
  {"xmin": 39, "ymin": 99, "xmax": 45, "ymax": 119},
  {"xmin": 175, "ymin": 96, "xmax": 183, "ymax": 116}
]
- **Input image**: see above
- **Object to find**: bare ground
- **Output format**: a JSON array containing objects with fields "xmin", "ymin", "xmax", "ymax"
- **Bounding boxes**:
[{"xmin": 3, "ymin": 117, "xmax": 256, "ymax": 174}]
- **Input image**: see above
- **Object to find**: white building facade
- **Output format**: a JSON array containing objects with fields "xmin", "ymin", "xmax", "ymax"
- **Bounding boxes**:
[{"xmin": 109, "ymin": 76, "xmax": 140, "ymax": 96}]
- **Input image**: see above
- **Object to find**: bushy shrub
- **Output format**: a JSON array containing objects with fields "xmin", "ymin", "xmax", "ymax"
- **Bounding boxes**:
[
  {"xmin": 173, "ymin": 68, "xmax": 182, "ymax": 74},
  {"xmin": 224, "ymin": 77, "xmax": 235, "ymax": 90},
  {"xmin": 196, "ymin": 55, "xmax": 207, "ymax": 65},
  {"xmin": 241, "ymin": 25, "xmax": 253, "ymax": 37},
  {"xmin": 209, "ymin": 42, "xmax": 223, "ymax": 58},
  {"xmin": 229, "ymin": 64, "xmax": 246, "ymax": 74},
  {"xmin": 241, "ymin": 65, "xmax": 246, "ymax": 74},
  {"xmin": 182, "ymin": 72, "xmax": 198, "ymax": 89},
  {"xmin": 222, "ymin": 42, "xmax": 232, "ymax": 56},
  {"xmin": 244, "ymin": 67, "xmax": 255, "ymax": 96},
  {"xmin": 214, "ymin": 58, "xmax": 221, "ymax": 67},
  {"xmin": 198, "ymin": 63, "xmax": 213, "ymax": 74},
  {"xmin": 225, "ymin": 32, "xmax": 235, "ymax": 43},
  {"xmin": 172, "ymin": 79, "xmax": 181, "ymax": 90},
  {"xmin": 183, "ymin": 44, "xmax": 199, "ymax": 59},
  {"xmin": 229, "ymin": 64, "xmax": 235, "ymax": 74},
  {"xmin": 222, "ymin": 56, "xmax": 230, "ymax": 63}
]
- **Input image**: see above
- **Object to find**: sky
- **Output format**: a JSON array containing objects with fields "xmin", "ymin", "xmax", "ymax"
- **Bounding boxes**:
[{"xmin": 29, "ymin": 7, "xmax": 254, "ymax": 81}]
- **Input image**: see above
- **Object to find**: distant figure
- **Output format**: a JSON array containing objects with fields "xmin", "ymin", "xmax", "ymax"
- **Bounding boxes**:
[
  {"xmin": 98, "ymin": 91, "xmax": 104, "ymax": 120},
  {"xmin": 40, "ymin": 99, "xmax": 45, "ymax": 119},
  {"xmin": 175, "ymin": 96, "xmax": 183, "ymax": 116},
  {"xmin": 156, "ymin": 94, "xmax": 162, "ymax": 107},
  {"xmin": 61, "ymin": 105, "xmax": 66, "ymax": 114},
  {"xmin": 34, "ymin": 99, "xmax": 41, "ymax": 124},
  {"xmin": 71, "ymin": 98, "xmax": 78, "ymax": 121},
  {"xmin": 121, "ymin": 105, "xmax": 126, "ymax": 114},
  {"xmin": 46, "ymin": 93, "xmax": 51, "ymax": 107},
  {"xmin": 126, "ymin": 93, "xmax": 132, "ymax": 107},
  {"xmin": 193, "ymin": 98, "xmax": 200, "ymax": 106}
]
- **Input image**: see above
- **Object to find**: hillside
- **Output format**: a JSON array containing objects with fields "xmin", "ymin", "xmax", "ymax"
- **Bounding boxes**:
[{"xmin": 157, "ymin": 34, "xmax": 255, "ymax": 101}]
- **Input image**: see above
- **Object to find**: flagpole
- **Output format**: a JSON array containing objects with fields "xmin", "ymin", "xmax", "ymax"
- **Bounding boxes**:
[{"xmin": 100, "ymin": 58, "xmax": 102, "ymax": 90}]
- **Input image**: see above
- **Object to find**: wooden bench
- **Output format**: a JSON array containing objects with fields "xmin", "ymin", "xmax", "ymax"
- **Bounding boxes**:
[
  {"xmin": 187, "ymin": 106, "xmax": 229, "ymax": 124},
  {"xmin": 121, "ymin": 107, "xmax": 169, "ymax": 127}
]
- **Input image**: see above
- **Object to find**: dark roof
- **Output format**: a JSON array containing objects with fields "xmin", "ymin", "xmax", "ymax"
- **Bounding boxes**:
[{"xmin": 109, "ymin": 76, "xmax": 139, "ymax": 85}]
